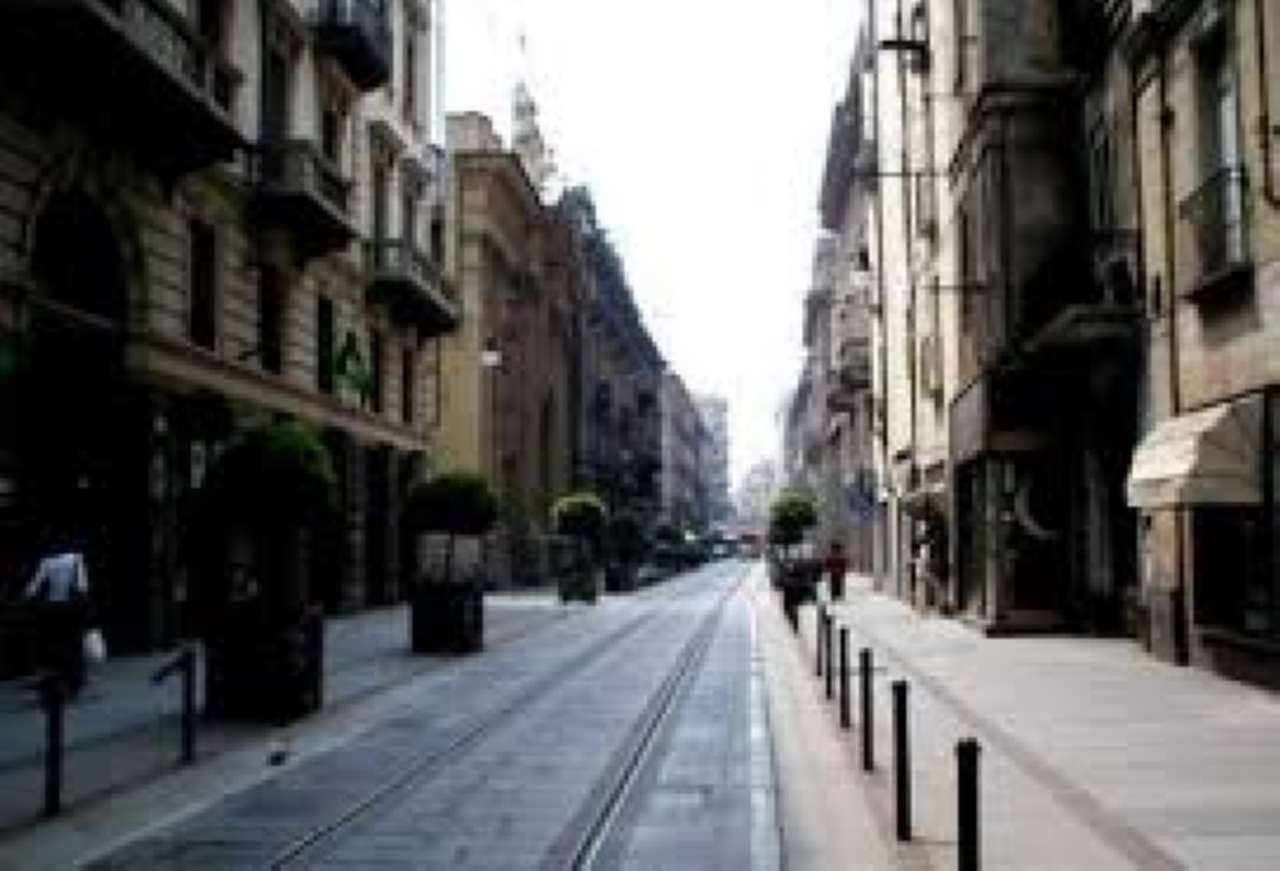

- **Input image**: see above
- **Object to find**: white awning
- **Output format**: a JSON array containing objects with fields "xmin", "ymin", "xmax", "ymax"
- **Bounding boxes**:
[{"xmin": 1126, "ymin": 395, "xmax": 1263, "ymax": 509}]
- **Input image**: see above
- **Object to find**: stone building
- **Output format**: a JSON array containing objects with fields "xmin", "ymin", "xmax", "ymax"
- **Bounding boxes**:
[
  {"xmin": 660, "ymin": 370, "xmax": 708, "ymax": 534},
  {"xmin": 817, "ymin": 31, "xmax": 877, "ymax": 574},
  {"xmin": 1125, "ymin": 0, "xmax": 1280, "ymax": 683},
  {"xmin": 694, "ymin": 394, "xmax": 732, "ymax": 528},
  {"xmin": 437, "ymin": 110, "xmax": 579, "ymax": 584},
  {"xmin": 0, "ymin": 0, "xmax": 454, "ymax": 656},
  {"xmin": 561, "ymin": 187, "xmax": 665, "ymax": 531}
]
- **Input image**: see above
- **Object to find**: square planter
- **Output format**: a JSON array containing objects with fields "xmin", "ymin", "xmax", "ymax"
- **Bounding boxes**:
[{"xmin": 411, "ymin": 584, "xmax": 484, "ymax": 654}]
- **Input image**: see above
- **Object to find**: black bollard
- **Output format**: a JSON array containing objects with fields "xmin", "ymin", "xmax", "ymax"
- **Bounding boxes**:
[
  {"xmin": 893, "ymin": 680, "xmax": 912, "ymax": 841},
  {"xmin": 839, "ymin": 628, "xmax": 851, "ymax": 729},
  {"xmin": 860, "ymin": 647, "xmax": 874, "ymax": 771},
  {"xmin": 181, "ymin": 649, "xmax": 196, "ymax": 764},
  {"xmin": 816, "ymin": 605, "xmax": 826, "ymax": 678},
  {"xmin": 824, "ymin": 619, "xmax": 835, "ymax": 700},
  {"xmin": 957, "ymin": 738, "xmax": 981, "ymax": 871},
  {"xmin": 41, "ymin": 675, "xmax": 64, "ymax": 817}
]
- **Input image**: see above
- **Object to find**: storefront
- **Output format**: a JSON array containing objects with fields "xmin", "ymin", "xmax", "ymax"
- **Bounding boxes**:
[{"xmin": 1127, "ymin": 388, "xmax": 1279, "ymax": 685}]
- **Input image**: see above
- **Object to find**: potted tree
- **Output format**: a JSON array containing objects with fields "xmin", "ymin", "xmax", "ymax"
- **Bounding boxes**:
[
  {"xmin": 404, "ymin": 472, "xmax": 498, "ymax": 653},
  {"xmin": 553, "ymin": 492, "xmax": 607, "ymax": 603},
  {"xmin": 768, "ymin": 491, "xmax": 818, "ymax": 626},
  {"xmin": 197, "ymin": 419, "xmax": 337, "ymax": 722}
]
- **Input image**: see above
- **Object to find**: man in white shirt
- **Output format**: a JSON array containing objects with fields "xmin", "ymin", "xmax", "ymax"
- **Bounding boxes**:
[{"xmin": 25, "ymin": 546, "xmax": 91, "ymax": 694}]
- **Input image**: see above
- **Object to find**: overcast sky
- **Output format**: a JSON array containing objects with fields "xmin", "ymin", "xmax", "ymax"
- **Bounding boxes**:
[{"xmin": 445, "ymin": 0, "xmax": 859, "ymax": 490}]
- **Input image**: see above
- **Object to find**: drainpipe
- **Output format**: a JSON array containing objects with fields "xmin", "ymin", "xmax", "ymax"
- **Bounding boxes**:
[
  {"xmin": 1256, "ymin": 0, "xmax": 1280, "ymax": 206},
  {"xmin": 1157, "ymin": 52, "xmax": 1189, "ymax": 665}
]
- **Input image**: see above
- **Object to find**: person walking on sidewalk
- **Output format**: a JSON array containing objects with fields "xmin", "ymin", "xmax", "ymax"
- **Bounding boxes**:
[
  {"xmin": 825, "ymin": 541, "xmax": 848, "ymax": 601},
  {"xmin": 24, "ymin": 536, "xmax": 93, "ymax": 696}
]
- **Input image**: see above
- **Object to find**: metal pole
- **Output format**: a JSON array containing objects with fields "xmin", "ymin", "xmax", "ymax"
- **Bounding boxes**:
[
  {"xmin": 839, "ymin": 627, "xmax": 851, "ymax": 729},
  {"xmin": 957, "ymin": 738, "xmax": 981, "ymax": 871},
  {"xmin": 181, "ymin": 648, "xmax": 196, "ymax": 764},
  {"xmin": 42, "ymin": 675, "xmax": 64, "ymax": 817},
  {"xmin": 816, "ymin": 605, "xmax": 826, "ymax": 678},
  {"xmin": 860, "ymin": 647, "xmax": 874, "ymax": 771},
  {"xmin": 893, "ymin": 680, "xmax": 912, "ymax": 841},
  {"xmin": 825, "ymin": 618, "xmax": 835, "ymax": 700}
]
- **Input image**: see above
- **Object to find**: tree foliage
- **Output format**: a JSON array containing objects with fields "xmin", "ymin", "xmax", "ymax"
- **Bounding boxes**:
[
  {"xmin": 201, "ymin": 419, "xmax": 337, "ymax": 528},
  {"xmin": 405, "ymin": 472, "xmax": 499, "ymax": 537},
  {"xmin": 553, "ymin": 491, "xmax": 608, "ymax": 545},
  {"xmin": 768, "ymin": 491, "xmax": 818, "ymax": 549}
]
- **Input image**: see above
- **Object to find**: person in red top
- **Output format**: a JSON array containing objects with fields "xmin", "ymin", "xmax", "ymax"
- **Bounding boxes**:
[{"xmin": 825, "ymin": 541, "xmax": 848, "ymax": 601}]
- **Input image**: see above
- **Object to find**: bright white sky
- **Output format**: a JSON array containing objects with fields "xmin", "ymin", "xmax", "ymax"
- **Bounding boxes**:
[{"xmin": 445, "ymin": 0, "xmax": 860, "ymax": 489}]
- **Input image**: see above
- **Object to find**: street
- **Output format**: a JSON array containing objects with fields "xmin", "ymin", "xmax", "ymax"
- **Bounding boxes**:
[{"xmin": 77, "ymin": 562, "xmax": 776, "ymax": 870}]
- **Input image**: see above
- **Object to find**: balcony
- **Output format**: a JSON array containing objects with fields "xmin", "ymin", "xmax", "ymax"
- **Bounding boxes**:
[
  {"xmin": 308, "ymin": 0, "xmax": 392, "ymax": 90},
  {"xmin": 1178, "ymin": 166, "xmax": 1253, "ymax": 301},
  {"xmin": 247, "ymin": 140, "xmax": 356, "ymax": 259},
  {"xmin": 1019, "ymin": 229, "xmax": 1142, "ymax": 355},
  {"xmin": 364, "ymin": 240, "xmax": 458, "ymax": 338},
  {"xmin": 1, "ymin": 0, "xmax": 244, "ymax": 178}
]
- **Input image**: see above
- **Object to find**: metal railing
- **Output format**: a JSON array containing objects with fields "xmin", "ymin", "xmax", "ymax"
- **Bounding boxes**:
[
  {"xmin": 307, "ymin": 0, "xmax": 392, "ymax": 70},
  {"xmin": 364, "ymin": 239, "xmax": 443, "ymax": 292},
  {"xmin": 1179, "ymin": 166, "xmax": 1250, "ymax": 279},
  {"xmin": 96, "ymin": 0, "xmax": 238, "ymax": 113},
  {"xmin": 248, "ymin": 140, "xmax": 351, "ymax": 215}
]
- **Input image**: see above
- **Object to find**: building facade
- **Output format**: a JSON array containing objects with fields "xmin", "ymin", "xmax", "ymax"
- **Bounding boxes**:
[
  {"xmin": 0, "ymin": 0, "xmax": 454, "ymax": 657},
  {"xmin": 694, "ymin": 394, "xmax": 732, "ymax": 529},
  {"xmin": 1125, "ymin": 0, "xmax": 1280, "ymax": 683},
  {"xmin": 817, "ymin": 32, "xmax": 878, "ymax": 574},
  {"xmin": 437, "ymin": 109, "xmax": 578, "ymax": 584},
  {"xmin": 660, "ymin": 370, "xmax": 708, "ymax": 534}
]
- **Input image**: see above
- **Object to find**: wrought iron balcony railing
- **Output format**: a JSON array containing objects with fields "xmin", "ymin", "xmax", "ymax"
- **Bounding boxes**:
[
  {"xmin": 308, "ymin": 0, "xmax": 392, "ymax": 90},
  {"xmin": 249, "ymin": 140, "xmax": 350, "ymax": 215},
  {"xmin": 1178, "ymin": 166, "xmax": 1250, "ymax": 283},
  {"xmin": 365, "ymin": 239, "xmax": 441, "ymax": 290}
]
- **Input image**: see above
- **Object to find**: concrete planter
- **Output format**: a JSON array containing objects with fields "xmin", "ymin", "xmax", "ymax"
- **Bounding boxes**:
[{"xmin": 410, "ymin": 584, "xmax": 484, "ymax": 654}]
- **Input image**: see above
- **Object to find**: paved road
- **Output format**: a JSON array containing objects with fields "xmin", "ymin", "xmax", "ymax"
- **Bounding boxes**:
[{"xmin": 79, "ymin": 561, "xmax": 777, "ymax": 870}]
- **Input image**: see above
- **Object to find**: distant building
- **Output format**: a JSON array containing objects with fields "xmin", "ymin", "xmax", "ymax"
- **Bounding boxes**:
[
  {"xmin": 660, "ymin": 371, "xmax": 708, "ymax": 533},
  {"xmin": 695, "ymin": 394, "xmax": 732, "ymax": 528}
]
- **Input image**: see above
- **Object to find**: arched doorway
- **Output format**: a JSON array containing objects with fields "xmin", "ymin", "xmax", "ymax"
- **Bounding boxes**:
[{"xmin": 19, "ymin": 191, "xmax": 141, "ymax": 648}]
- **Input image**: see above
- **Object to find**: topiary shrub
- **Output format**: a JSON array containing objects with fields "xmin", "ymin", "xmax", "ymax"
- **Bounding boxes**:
[
  {"xmin": 202, "ymin": 419, "xmax": 337, "ymax": 530},
  {"xmin": 553, "ymin": 491, "xmax": 607, "ymax": 602},
  {"xmin": 768, "ymin": 490, "xmax": 818, "ymax": 557}
]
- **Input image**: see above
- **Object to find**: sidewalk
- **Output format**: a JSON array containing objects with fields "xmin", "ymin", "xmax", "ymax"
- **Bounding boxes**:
[
  {"xmin": 0, "ymin": 593, "xmax": 567, "ymax": 840},
  {"xmin": 803, "ymin": 574, "xmax": 1280, "ymax": 870}
]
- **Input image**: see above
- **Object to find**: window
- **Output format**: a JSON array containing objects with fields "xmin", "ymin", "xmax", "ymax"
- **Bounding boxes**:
[
  {"xmin": 317, "ymin": 297, "xmax": 334, "ymax": 394},
  {"xmin": 321, "ymin": 106, "xmax": 341, "ymax": 163},
  {"xmin": 952, "ymin": 0, "xmax": 968, "ymax": 92},
  {"xmin": 402, "ymin": 348, "xmax": 415, "ymax": 424},
  {"xmin": 188, "ymin": 219, "xmax": 217, "ymax": 350},
  {"xmin": 1088, "ymin": 118, "xmax": 1115, "ymax": 231},
  {"xmin": 258, "ymin": 266, "xmax": 283, "ymax": 374},
  {"xmin": 958, "ymin": 206, "xmax": 972, "ymax": 330},
  {"xmin": 372, "ymin": 162, "xmax": 389, "ymax": 246},
  {"xmin": 403, "ymin": 29, "xmax": 417, "ymax": 122},
  {"xmin": 402, "ymin": 188, "xmax": 418, "ymax": 249},
  {"xmin": 370, "ymin": 330, "xmax": 384, "ymax": 413}
]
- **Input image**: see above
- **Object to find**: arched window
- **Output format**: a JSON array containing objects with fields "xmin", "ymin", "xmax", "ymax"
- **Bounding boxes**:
[{"xmin": 32, "ymin": 192, "xmax": 126, "ymax": 323}]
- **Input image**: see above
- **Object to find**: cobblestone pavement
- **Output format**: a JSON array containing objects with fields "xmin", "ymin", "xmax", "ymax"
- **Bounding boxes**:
[
  {"xmin": 0, "ymin": 594, "xmax": 568, "ymax": 837},
  {"xmin": 63, "ymin": 561, "xmax": 778, "ymax": 870}
]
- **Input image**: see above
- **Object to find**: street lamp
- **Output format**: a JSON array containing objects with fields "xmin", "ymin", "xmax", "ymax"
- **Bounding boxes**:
[{"xmin": 481, "ymin": 336, "xmax": 503, "ymax": 486}]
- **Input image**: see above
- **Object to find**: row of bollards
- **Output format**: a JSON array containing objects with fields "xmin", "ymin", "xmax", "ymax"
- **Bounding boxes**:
[
  {"xmin": 39, "ymin": 646, "xmax": 199, "ymax": 818},
  {"xmin": 807, "ymin": 599, "xmax": 981, "ymax": 870}
]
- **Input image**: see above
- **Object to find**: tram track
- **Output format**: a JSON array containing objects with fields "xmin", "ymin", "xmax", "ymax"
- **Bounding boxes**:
[
  {"xmin": 267, "ymin": 565, "xmax": 745, "ymax": 870},
  {"xmin": 547, "ymin": 565, "xmax": 745, "ymax": 870}
]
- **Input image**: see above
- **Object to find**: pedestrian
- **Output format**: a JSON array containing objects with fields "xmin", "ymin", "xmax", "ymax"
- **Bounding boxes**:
[
  {"xmin": 825, "ymin": 540, "xmax": 848, "ymax": 601},
  {"xmin": 24, "ymin": 535, "xmax": 94, "ymax": 696}
]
